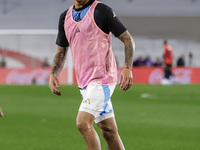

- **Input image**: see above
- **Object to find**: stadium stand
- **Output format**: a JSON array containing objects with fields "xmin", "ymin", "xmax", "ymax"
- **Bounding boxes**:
[
  {"xmin": 0, "ymin": 0, "xmax": 200, "ymax": 67},
  {"xmin": 0, "ymin": 49, "xmax": 43, "ymax": 67}
]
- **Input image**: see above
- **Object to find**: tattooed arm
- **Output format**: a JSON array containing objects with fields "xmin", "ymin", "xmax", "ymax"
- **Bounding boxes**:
[
  {"xmin": 118, "ymin": 30, "xmax": 135, "ymax": 91},
  {"xmin": 51, "ymin": 46, "xmax": 68, "ymax": 77},
  {"xmin": 49, "ymin": 46, "xmax": 68, "ymax": 95},
  {"xmin": 118, "ymin": 30, "xmax": 135, "ymax": 68}
]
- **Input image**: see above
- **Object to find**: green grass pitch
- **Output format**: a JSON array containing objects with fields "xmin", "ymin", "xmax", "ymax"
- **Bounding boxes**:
[{"xmin": 0, "ymin": 84, "xmax": 200, "ymax": 150}]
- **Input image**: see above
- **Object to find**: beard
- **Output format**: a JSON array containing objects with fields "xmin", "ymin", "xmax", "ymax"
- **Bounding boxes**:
[
  {"xmin": 74, "ymin": 0, "xmax": 89, "ymax": 6},
  {"xmin": 75, "ymin": 0, "xmax": 86, "ymax": 2}
]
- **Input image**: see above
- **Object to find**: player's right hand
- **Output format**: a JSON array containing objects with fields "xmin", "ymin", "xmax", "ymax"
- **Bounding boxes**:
[
  {"xmin": 49, "ymin": 74, "xmax": 61, "ymax": 95},
  {"xmin": 119, "ymin": 67, "xmax": 133, "ymax": 91}
]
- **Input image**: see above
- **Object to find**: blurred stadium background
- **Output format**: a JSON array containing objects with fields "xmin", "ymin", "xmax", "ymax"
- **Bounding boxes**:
[
  {"xmin": 0, "ymin": 0, "xmax": 200, "ymax": 84},
  {"xmin": 0, "ymin": 0, "xmax": 200, "ymax": 150}
]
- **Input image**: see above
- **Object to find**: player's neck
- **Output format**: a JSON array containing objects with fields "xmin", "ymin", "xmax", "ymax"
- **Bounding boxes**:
[{"xmin": 74, "ymin": 0, "xmax": 90, "ymax": 9}]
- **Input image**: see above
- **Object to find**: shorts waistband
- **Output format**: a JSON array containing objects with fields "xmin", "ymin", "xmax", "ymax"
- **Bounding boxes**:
[{"xmin": 79, "ymin": 85, "xmax": 88, "ymax": 90}]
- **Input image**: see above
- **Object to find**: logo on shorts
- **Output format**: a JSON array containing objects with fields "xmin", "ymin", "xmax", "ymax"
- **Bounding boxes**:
[{"xmin": 83, "ymin": 98, "xmax": 90, "ymax": 104}]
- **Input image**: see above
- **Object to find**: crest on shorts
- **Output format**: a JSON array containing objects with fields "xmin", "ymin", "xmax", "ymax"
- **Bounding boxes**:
[{"xmin": 83, "ymin": 98, "xmax": 90, "ymax": 104}]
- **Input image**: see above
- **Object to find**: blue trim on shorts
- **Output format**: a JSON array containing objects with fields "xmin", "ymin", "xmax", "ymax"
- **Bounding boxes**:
[
  {"xmin": 100, "ymin": 85, "xmax": 111, "ymax": 116},
  {"xmin": 79, "ymin": 85, "xmax": 88, "ymax": 90},
  {"xmin": 108, "ymin": 109, "xmax": 113, "ymax": 113}
]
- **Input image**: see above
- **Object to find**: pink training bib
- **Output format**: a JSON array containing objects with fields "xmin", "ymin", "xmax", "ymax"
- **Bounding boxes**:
[{"xmin": 64, "ymin": 1, "xmax": 117, "ymax": 88}]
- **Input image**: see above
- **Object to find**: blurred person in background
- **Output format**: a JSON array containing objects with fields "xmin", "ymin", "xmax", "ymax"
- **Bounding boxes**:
[
  {"xmin": 143, "ymin": 55, "xmax": 152, "ymax": 67},
  {"xmin": 133, "ymin": 56, "xmax": 144, "ymax": 67},
  {"xmin": 49, "ymin": 0, "xmax": 135, "ymax": 150},
  {"xmin": 0, "ymin": 55, "xmax": 7, "ymax": 68},
  {"xmin": 42, "ymin": 57, "xmax": 50, "ymax": 67},
  {"xmin": 188, "ymin": 52, "xmax": 193, "ymax": 67},
  {"xmin": 177, "ymin": 54, "xmax": 185, "ymax": 67},
  {"xmin": 153, "ymin": 57, "xmax": 162, "ymax": 67},
  {"xmin": 161, "ymin": 40, "xmax": 173, "ymax": 85}
]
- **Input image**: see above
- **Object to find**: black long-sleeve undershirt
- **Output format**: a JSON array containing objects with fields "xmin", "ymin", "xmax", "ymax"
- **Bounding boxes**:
[{"xmin": 56, "ymin": 0, "xmax": 126, "ymax": 47}]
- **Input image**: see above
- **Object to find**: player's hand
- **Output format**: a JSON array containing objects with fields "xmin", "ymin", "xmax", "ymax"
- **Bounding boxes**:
[
  {"xmin": 119, "ymin": 68, "xmax": 133, "ymax": 91},
  {"xmin": 0, "ymin": 108, "xmax": 3, "ymax": 117},
  {"xmin": 49, "ymin": 74, "xmax": 61, "ymax": 95}
]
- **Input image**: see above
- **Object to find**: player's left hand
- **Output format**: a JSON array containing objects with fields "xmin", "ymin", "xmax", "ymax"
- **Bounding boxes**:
[{"xmin": 119, "ymin": 68, "xmax": 133, "ymax": 91}]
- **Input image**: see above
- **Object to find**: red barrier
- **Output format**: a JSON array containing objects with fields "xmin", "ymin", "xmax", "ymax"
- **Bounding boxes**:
[
  {"xmin": 0, "ymin": 68, "xmax": 67, "ymax": 85},
  {"xmin": 0, "ymin": 67, "xmax": 200, "ymax": 85},
  {"xmin": 73, "ymin": 67, "xmax": 200, "ymax": 84},
  {"xmin": 133, "ymin": 67, "xmax": 200, "ymax": 84}
]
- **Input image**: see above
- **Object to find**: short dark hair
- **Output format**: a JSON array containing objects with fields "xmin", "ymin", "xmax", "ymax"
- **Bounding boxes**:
[{"xmin": 164, "ymin": 40, "xmax": 168, "ymax": 45}]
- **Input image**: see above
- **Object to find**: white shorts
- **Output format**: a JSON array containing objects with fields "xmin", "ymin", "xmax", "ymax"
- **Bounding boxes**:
[{"xmin": 79, "ymin": 83, "xmax": 116, "ymax": 123}]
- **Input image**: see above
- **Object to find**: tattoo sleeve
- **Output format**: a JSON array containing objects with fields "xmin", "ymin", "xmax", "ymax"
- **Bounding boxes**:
[
  {"xmin": 51, "ymin": 46, "xmax": 68, "ymax": 77},
  {"xmin": 118, "ymin": 30, "xmax": 135, "ymax": 68}
]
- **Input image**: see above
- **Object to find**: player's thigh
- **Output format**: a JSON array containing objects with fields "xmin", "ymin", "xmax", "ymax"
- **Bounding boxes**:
[
  {"xmin": 76, "ymin": 111, "xmax": 95, "ymax": 126},
  {"xmin": 96, "ymin": 117, "xmax": 118, "ymax": 133}
]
